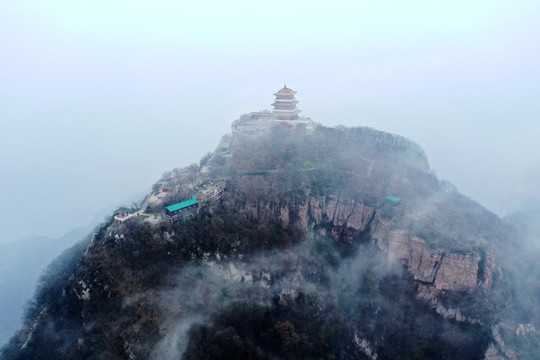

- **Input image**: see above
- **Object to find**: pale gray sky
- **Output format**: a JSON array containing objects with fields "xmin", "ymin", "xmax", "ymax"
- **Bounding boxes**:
[{"xmin": 1, "ymin": 1, "xmax": 540, "ymax": 242}]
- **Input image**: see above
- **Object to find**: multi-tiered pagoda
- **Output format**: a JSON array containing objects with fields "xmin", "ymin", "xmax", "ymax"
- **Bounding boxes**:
[
  {"xmin": 231, "ymin": 85, "xmax": 312, "ymax": 134},
  {"xmin": 272, "ymin": 85, "xmax": 300, "ymax": 121}
]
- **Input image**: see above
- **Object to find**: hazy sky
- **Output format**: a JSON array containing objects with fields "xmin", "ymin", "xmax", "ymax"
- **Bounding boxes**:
[{"xmin": 1, "ymin": 1, "xmax": 540, "ymax": 242}]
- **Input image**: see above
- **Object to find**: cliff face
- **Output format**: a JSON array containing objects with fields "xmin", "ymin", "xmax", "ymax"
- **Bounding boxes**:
[
  {"xmin": 308, "ymin": 197, "xmax": 375, "ymax": 232},
  {"xmin": 237, "ymin": 192, "xmax": 500, "ymax": 326},
  {"xmin": 240, "ymin": 194, "xmax": 496, "ymax": 295},
  {"xmin": 370, "ymin": 214, "xmax": 500, "ymax": 325},
  {"xmin": 240, "ymin": 195, "xmax": 375, "ymax": 242},
  {"xmin": 371, "ymin": 217, "xmax": 497, "ymax": 293}
]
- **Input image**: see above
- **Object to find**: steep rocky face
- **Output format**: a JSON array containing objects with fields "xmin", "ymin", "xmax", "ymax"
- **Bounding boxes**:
[
  {"xmin": 240, "ymin": 190, "xmax": 499, "ymax": 303},
  {"xmin": 371, "ymin": 217, "xmax": 497, "ymax": 294},
  {"xmin": 308, "ymin": 197, "xmax": 375, "ymax": 232},
  {"xmin": 238, "ymin": 191, "xmax": 503, "ymax": 327},
  {"xmin": 239, "ymin": 191, "xmax": 501, "ymax": 309},
  {"xmin": 239, "ymin": 195, "xmax": 375, "ymax": 242}
]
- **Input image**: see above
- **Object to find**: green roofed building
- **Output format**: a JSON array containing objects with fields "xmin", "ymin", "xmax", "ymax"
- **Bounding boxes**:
[
  {"xmin": 165, "ymin": 198, "xmax": 199, "ymax": 220},
  {"xmin": 386, "ymin": 195, "xmax": 401, "ymax": 204}
]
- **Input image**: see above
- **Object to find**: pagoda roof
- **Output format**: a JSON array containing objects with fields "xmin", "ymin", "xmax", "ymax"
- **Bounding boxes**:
[
  {"xmin": 272, "ymin": 109, "xmax": 301, "ymax": 113},
  {"xmin": 273, "ymin": 86, "xmax": 297, "ymax": 96},
  {"xmin": 272, "ymin": 100, "xmax": 298, "ymax": 106}
]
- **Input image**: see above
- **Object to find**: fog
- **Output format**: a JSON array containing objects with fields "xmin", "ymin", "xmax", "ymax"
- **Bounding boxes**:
[
  {"xmin": 1, "ymin": 1, "xmax": 540, "ymax": 243},
  {"xmin": 149, "ymin": 240, "xmax": 396, "ymax": 359}
]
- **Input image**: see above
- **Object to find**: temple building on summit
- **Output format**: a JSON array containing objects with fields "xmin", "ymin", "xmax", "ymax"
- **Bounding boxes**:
[
  {"xmin": 272, "ymin": 86, "xmax": 300, "ymax": 121},
  {"xmin": 232, "ymin": 85, "xmax": 313, "ymax": 134}
]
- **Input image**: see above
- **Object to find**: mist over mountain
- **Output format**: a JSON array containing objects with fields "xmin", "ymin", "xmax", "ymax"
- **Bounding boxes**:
[
  {"xmin": 3, "ymin": 1, "xmax": 540, "ymax": 248},
  {"xmin": 2, "ymin": 120, "xmax": 538, "ymax": 359},
  {"xmin": 503, "ymin": 161, "xmax": 540, "ymax": 216},
  {"xmin": 2, "ymin": 2, "xmax": 540, "ymax": 359},
  {"xmin": 0, "ymin": 228, "xmax": 89, "ymax": 347},
  {"xmin": 0, "ymin": 188, "xmax": 149, "ymax": 348}
]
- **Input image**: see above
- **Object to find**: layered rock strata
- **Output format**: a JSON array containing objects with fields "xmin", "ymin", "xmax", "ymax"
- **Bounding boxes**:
[
  {"xmin": 372, "ymin": 218, "xmax": 496, "ymax": 294},
  {"xmin": 241, "ymin": 195, "xmax": 375, "ymax": 240}
]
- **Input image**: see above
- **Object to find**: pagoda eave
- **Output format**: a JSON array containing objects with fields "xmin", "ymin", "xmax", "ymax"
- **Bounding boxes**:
[
  {"xmin": 273, "ymin": 110, "xmax": 301, "ymax": 114},
  {"xmin": 272, "ymin": 100, "xmax": 298, "ymax": 104},
  {"xmin": 273, "ymin": 91, "xmax": 297, "ymax": 96}
]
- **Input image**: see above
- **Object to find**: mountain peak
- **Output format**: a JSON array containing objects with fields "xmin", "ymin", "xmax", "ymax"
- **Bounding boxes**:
[{"xmin": 2, "ymin": 124, "xmax": 539, "ymax": 360}]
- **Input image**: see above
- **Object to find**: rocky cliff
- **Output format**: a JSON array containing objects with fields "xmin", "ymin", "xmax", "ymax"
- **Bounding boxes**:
[
  {"xmin": 240, "ymin": 195, "xmax": 375, "ymax": 241},
  {"xmin": 239, "ymin": 193, "xmax": 497, "ymax": 290},
  {"xmin": 372, "ymin": 217, "xmax": 497, "ymax": 292}
]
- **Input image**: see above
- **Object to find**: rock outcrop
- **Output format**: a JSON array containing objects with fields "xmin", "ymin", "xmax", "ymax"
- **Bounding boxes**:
[
  {"xmin": 484, "ymin": 323, "xmax": 537, "ymax": 359},
  {"xmin": 515, "ymin": 323, "xmax": 536, "ymax": 336},
  {"xmin": 308, "ymin": 197, "xmax": 374, "ymax": 232},
  {"xmin": 484, "ymin": 343, "xmax": 507, "ymax": 360},
  {"xmin": 372, "ymin": 217, "xmax": 496, "ymax": 294},
  {"xmin": 238, "ymin": 193, "xmax": 504, "ymax": 327},
  {"xmin": 353, "ymin": 332, "xmax": 378, "ymax": 360},
  {"xmin": 371, "ymin": 216, "xmax": 503, "ymax": 325},
  {"xmin": 491, "ymin": 325, "xmax": 518, "ymax": 359},
  {"xmin": 415, "ymin": 283, "xmax": 480, "ymax": 323},
  {"xmin": 242, "ymin": 195, "xmax": 498, "ymax": 309},
  {"xmin": 241, "ymin": 195, "xmax": 375, "ymax": 241}
]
